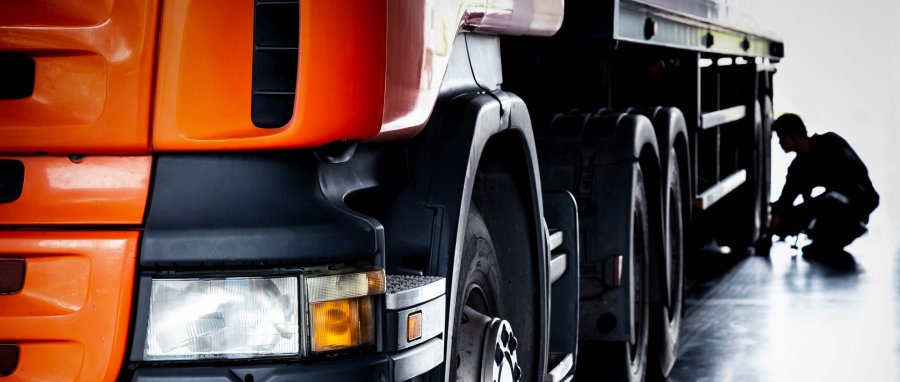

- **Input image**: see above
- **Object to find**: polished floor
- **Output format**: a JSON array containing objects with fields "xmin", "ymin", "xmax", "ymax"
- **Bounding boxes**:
[{"xmin": 669, "ymin": 212, "xmax": 899, "ymax": 381}]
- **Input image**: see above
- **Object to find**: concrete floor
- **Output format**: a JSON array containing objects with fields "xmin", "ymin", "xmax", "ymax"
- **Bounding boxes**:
[{"xmin": 670, "ymin": 212, "xmax": 899, "ymax": 381}]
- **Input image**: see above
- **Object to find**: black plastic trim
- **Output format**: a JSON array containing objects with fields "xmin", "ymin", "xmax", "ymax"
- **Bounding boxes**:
[
  {"xmin": 141, "ymin": 152, "xmax": 383, "ymax": 267},
  {"xmin": 0, "ymin": 344, "xmax": 18, "ymax": 376},
  {"xmin": 251, "ymin": 0, "xmax": 300, "ymax": 128},
  {"xmin": 0, "ymin": 259, "xmax": 25, "ymax": 294},
  {"xmin": 0, "ymin": 160, "xmax": 25, "ymax": 204},
  {"xmin": 130, "ymin": 354, "xmax": 391, "ymax": 382},
  {"xmin": 0, "ymin": 53, "xmax": 35, "ymax": 100},
  {"xmin": 543, "ymin": 191, "xmax": 580, "ymax": 364}
]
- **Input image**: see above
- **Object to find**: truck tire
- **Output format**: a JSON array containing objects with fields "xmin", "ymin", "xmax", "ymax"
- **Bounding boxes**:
[
  {"xmin": 577, "ymin": 165, "xmax": 651, "ymax": 382},
  {"xmin": 719, "ymin": 101, "xmax": 764, "ymax": 250},
  {"xmin": 649, "ymin": 151, "xmax": 685, "ymax": 380},
  {"xmin": 451, "ymin": 205, "xmax": 523, "ymax": 382},
  {"xmin": 759, "ymin": 95, "xmax": 774, "ymax": 233}
]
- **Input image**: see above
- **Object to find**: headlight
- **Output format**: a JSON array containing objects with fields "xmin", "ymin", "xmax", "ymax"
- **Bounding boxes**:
[
  {"xmin": 306, "ymin": 269, "xmax": 385, "ymax": 353},
  {"xmin": 145, "ymin": 277, "xmax": 299, "ymax": 361}
]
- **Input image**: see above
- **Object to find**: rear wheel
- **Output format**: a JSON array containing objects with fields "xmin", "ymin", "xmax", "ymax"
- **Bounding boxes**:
[
  {"xmin": 759, "ymin": 96, "xmax": 774, "ymax": 235},
  {"xmin": 649, "ymin": 151, "xmax": 685, "ymax": 380},
  {"xmin": 451, "ymin": 206, "xmax": 522, "ymax": 382},
  {"xmin": 625, "ymin": 166, "xmax": 652, "ymax": 381},
  {"xmin": 579, "ymin": 165, "xmax": 651, "ymax": 382},
  {"xmin": 719, "ymin": 102, "xmax": 765, "ymax": 251}
]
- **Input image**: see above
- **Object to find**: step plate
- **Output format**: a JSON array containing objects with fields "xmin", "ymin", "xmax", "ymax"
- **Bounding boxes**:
[{"xmin": 385, "ymin": 275, "xmax": 445, "ymax": 310}]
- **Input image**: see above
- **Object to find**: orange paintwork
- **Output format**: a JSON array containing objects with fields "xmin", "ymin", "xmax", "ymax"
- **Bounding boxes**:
[
  {"xmin": 0, "ymin": 0, "xmax": 159, "ymax": 154},
  {"xmin": 0, "ymin": 156, "xmax": 151, "ymax": 226},
  {"xmin": 0, "ymin": 0, "xmax": 114, "ymax": 28},
  {"xmin": 0, "ymin": 231, "xmax": 138, "ymax": 382},
  {"xmin": 152, "ymin": 0, "xmax": 388, "ymax": 151}
]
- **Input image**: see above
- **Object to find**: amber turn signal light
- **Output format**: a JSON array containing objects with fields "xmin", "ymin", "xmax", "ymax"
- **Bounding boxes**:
[
  {"xmin": 407, "ymin": 311, "xmax": 423, "ymax": 342},
  {"xmin": 310, "ymin": 297, "xmax": 375, "ymax": 353}
]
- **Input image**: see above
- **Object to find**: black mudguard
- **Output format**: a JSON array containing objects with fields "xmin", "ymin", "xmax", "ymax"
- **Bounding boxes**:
[
  {"xmin": 383, "ymin": 91, "xmax": 550, "ymax": 379},
  {"xmin": 540, "ymin": 111, "xmax": 660, "ymax": 343}
]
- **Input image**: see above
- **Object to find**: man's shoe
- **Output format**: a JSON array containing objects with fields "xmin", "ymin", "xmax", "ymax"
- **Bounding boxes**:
[
  {"xmin": 801, "ymin": 242, "xmax": 839, "ymax": 259},
  {"xmin": 802, "ymin": 242, "xmax": 855, "ymax": 268}
]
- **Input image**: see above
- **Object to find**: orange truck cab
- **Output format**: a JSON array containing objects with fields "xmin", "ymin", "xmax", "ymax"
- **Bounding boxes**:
[{"xmin": 0, "ymin": 1, "xmax": 563, "ymax": 380}]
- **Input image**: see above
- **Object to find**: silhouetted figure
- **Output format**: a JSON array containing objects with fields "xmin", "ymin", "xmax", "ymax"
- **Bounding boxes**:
[{"xmin": 758, "ymin": 114, "xmax": 879, "ymax": 257}]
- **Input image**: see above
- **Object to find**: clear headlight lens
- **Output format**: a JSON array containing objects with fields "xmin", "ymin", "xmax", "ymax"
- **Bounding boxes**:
[
  {"xmin": 306, "ymin": 269, "xmax": 385, "ymax": 353},
  {"xmin": 145, "ymin": 277, "xmax": 299, "ymax": 360}
]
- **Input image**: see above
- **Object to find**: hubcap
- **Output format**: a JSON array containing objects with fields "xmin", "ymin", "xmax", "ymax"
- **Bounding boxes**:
[{"xmin": 457, "ymin": 306, "xmax": 521, "ymax": 382}]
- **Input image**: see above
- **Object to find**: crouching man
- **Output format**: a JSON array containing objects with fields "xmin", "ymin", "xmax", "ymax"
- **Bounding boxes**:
[{"xmin": 758, "ymin": 113, "xmax": 879, "ymax": 255}]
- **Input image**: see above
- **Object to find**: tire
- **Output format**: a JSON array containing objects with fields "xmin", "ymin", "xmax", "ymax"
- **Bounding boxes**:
[
  {"xmin": 759, "ymin": 96, "xmax": 774, "ymax": 234},
  {"xmin": 577, "ymin": 165, "xmax": 651, "ymax": 382},
  {"xmin": 450, "ymin": 205, "xmax": 516, "ymax": 382},
  {"xmin": 719, "ymin": 102, "xmax": 764, "ymax": 250},
  {"xmin": 649, "ymin": 151, "xmax": 685, "ymax": 380}
]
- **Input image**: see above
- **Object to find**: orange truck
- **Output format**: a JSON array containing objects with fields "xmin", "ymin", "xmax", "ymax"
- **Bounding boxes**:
[{"xmin": 0, "ymin": 1, "xmax": 782, "ymax": 381}]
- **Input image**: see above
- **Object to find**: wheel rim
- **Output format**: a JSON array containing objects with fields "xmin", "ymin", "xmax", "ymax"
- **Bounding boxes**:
[
  {"xmin": 629, "ymin": 208, "xmax": 647, "ymax": 367},
  {"xmin": 668, "ymin": 183, "xmax": 684, "ymax": 323},
  {"xmin": 457, "ymin": 305, "xmax": 522, "ymax": 382}
]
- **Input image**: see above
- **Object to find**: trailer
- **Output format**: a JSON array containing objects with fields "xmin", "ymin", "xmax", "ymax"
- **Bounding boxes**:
[{"xmin": 0, "ymin": 0, "xmax": 781, "ymax": 381}]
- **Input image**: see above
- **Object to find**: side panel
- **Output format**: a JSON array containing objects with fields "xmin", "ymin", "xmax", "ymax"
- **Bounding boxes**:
[
  {"xmin": 0, "ymin": 156, "xmax": 151, "ymax": 226},
  {"xmin": 0, "ymin": 232, "xmax": 138, "ymax": 382},
  {"xmin": 152, "ymin": 0, "xmax": 388, "ymax": 151},
  {"xmin": 0, "ymin": 0, "xmax": 159, "ymax": 154}
]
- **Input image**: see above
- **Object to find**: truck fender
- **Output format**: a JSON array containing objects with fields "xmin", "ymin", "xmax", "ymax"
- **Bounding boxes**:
[
  {"xmin": 393, "ymin": 91, "xmax": 550, "ymax": 379},
  {"xmin": 578, "ymin": 112, "xmax": 661, "ymax": 344}
]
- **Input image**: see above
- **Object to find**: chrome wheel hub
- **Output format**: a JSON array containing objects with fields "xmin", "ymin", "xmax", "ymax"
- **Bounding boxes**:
[{"xmin": 457, "ymin": 306, "xmax": 521, "ymax": 382}]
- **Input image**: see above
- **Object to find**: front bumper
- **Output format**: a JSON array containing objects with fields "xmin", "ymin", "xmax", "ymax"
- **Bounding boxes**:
[{"xmin": 131, "ymin": 337, "xmax": 443, "ymax": 382}]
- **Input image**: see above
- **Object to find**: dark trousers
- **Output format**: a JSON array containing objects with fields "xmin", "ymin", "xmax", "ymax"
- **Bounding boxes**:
[{"xmin": 774, "ymin": 193, "xmax": 868, "ymax": 248}]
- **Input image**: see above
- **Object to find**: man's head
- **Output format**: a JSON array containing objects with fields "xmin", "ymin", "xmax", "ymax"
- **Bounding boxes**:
[{"xmin": 773, "ymin": 113, "xmax": 810, "ymax": 154}]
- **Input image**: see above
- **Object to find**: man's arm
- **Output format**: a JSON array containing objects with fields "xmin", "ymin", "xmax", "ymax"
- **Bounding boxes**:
[
  {"xmin": 757, "ymin": 158, "xmax": 807, "ymax": 247},
  {"xmin": 771, "ymin": 159, "xmax": 806, "ymax": 217}
]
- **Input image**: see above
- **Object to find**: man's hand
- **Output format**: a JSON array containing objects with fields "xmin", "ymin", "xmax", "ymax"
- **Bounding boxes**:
[
  {"xmin": 769, "ymin": 213, "xmax": 782, "ymax": 234},
  {"xmin": 753, "ymin": 213, "xmax": 781, "ymax": 255},
  {"xmin": 754, "ymin": 232, "xmax": 773, "ymax": 249}
]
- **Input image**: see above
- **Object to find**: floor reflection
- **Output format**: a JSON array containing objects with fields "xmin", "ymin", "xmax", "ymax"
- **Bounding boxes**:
[{"xmin": 670, "ymin": 225, "xmax": 899, "ymax": 381}]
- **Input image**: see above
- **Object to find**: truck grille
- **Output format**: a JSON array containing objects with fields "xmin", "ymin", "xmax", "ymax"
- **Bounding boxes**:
[{"xmin": 251, "ymin": 0, "xmax": 300, "ymax": 128}]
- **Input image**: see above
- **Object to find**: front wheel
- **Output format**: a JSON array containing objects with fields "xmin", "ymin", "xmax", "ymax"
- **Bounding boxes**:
[{"xmin": 451, "ymin": 206, "xmax": 522, "ymax": 382}]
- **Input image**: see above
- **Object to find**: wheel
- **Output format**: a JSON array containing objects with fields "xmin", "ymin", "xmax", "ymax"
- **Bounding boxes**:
[
  {"xmin": 451, "ymin": 205, "xmax": 523, "ymax": 382},
  {"xmin": 649, "ymin": 151, "xmax": 685, "ymax": 380},
  {"xmin": 759, "ymin": 95, "xmax": 774, "ymax": 233},
  {"xmin": 719, "ymin": 102, "xmax": 765, "ymax": 251},
  {"xmin": 576, "ymin": 165, "xmax": 651, "ymax": 382}
]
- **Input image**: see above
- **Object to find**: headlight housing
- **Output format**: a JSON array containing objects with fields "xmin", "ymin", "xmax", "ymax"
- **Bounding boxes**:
[
  {"xmin": 145, "ymin": 276, "xmax": 299, "ymax": 361},
  {"xmin": 142, "ymin": 268, "xmax": 386, "ymax": 361}
]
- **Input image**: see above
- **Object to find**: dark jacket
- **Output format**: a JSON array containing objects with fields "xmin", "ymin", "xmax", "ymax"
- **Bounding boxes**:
[{"xmin": 773, "ymin": 132, "xmax": 879, "ymax": 220}]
